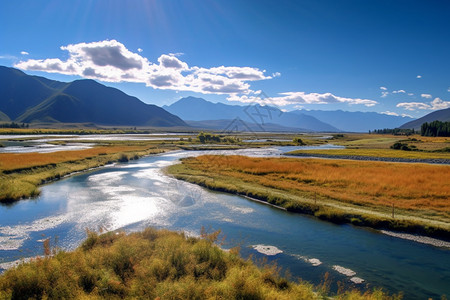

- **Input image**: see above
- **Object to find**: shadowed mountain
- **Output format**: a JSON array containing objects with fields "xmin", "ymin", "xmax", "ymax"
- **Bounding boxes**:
[
  {"xmin": 0, "ymin": 66, "xmax": 187, "ymax": 127},
  {"xmin": 291, "ymin": 109, "xmax": 415, "ymax": 132},
  {"xmin": 400, "ymin": 108, "xmax": 450, "ymax": 130},
  {"xmin": 164, "ymin": 97, "xmax": 339, "ymax": 132}
]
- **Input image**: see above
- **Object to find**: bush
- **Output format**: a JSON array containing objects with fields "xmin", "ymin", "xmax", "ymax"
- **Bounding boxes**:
[
  {"xmin": 118, "ymin": 154, "xmax": 129, "ymax": 162},
  {"xmin": 293, "ymin": 137, "xmax": 305, "ymax": 145}
]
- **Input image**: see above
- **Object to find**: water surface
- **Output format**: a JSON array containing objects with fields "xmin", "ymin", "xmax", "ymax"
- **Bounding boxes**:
[{"xmin": 0, "ymin": 147, "xmax": 448, "ymax": 299}]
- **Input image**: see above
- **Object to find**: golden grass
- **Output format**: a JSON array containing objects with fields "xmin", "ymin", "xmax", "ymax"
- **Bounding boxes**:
[
  {"xmin": 0, "ymin": 145, "xmax": 148, "ymax": 171},
  {"xmin": 288, "ymin": 148, "xmax": 450, "ymax": 160},
  {"xmin": 0, "ymin": 228, "xmax": 399, "ymax": 300},
  {"xmin": 178, "ymin": 155, "xmax": 450, "ymax": 216}
]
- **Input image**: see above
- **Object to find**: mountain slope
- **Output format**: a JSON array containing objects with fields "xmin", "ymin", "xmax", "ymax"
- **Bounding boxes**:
[
  {"xmin": 400, "ymin": 108, "xmax": 450, "ymax": 130},
  {"xmin": 165, "ymin": 97, "xmax": 339, "ymax": 132},
  {"xmin": 0, "ymin": 66, "xmax": 187, "ymax": 127},
  {"xmin": 0, "ymin": 110, "xmax": 11, "ymax": 122},
  {"xmin": 0, "ymin": 66, "xmax": 59, "ymax": 119},
  {"xmin": 291, "ymin": 109, "xmax": 415, "ymax": 132}
]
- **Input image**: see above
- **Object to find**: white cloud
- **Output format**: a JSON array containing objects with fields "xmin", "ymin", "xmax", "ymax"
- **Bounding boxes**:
[
  {"xmin": 169, "ymin": 52, "xmax": 184, "ymax": 57},
  {"xmin": 14, "ymin": 39, "xmax": 272, "ymax": 96},
  {"xmin": 379, "ymin": 86, "xmax": 387, "ymax": 90},
  {"xmin": 397, "ymin": 97, "xmax": 450, "ymax": 111},
  {"xmin": 20, "ymin": 51, "xmax": 29, "ymax": 55},
  {"xmin": 396, "ymin": 102, "xmax": 431, "ymax": 111},
  {"xmin": 392, "ymin": 89, "xmax": 406, "ymax": 94},
  {"xmin": 430, "ymin": 97, "xmax": 450, "ymax": 110},
  {"xmin": 448, "ymin": 87, "xmax": 450, "ymax": 92},
  {"xmin": 416, "ymin": 75, "xmax": 422, "ymax": 79},
  {"xmin": 380, "ymin": 111, "xmax": 399, "ymax": 116},
  {"xmin": 408, "ymin": 93, "xmax": 414, "ymax": 96},
  {"xmin": 228, "ymin": 91, "xmax": 377, "ymax": 107},
  {"xmin": 13, "ymin": 39, "xmax": 377, "ymax": 108},
  {"xmin": 421, "ymin": 93, "xmax": 432, "ymax": 99}
]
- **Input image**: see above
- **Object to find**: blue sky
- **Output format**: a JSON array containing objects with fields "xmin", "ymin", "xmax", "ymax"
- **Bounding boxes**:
[{"xmin": 1, "ymin": 0, "xmax": 449, "ymax": 118}]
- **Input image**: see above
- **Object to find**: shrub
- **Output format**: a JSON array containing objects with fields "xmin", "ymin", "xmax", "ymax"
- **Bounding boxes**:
[{"xmin": 118, "ymin": 154, "xmax": 129, "ymax": 162}]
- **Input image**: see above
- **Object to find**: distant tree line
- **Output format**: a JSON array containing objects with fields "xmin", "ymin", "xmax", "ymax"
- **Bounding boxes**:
[
  {"xmin": 0, "ymin": 122, "xmax": 29, "ymax": 128},
  {"xmin": 369, "ymin": 128, "xmax": 415, "ymax": 135},
  {"xmin": 421, "ymin": 121, "xmax": 450, "ymax": 137}
]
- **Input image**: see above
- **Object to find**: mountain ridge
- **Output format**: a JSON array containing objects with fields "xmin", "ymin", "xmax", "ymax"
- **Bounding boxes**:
[
  {"xmin": 0, "ymin": 66, "xmax": 187, "ymax": 127},
  {"xmin": 291, "ymin": 109, "xmax": 415, "ymax": 132},
  {"xmin": 400, "ymin": 108, "xmax": 450, "ymax": 130}
]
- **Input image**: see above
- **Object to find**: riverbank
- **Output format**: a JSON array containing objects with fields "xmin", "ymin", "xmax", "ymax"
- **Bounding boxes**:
[
  {"xmin": 167, "ymin": 155, "xmax": 450, "ymax": 240},
  {"xmin": 0, "ymin": 228, "xmax": 399, "ymax": 299},
  {"xmin": 0, "ymin": 144, "xmax": 176, "ymax": 203}
]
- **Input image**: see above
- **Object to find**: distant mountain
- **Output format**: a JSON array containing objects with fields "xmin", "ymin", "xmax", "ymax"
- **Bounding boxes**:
[
  {"xmin": 291, "ymin": 109, "xmax": 415, "ymax": 132},
  {"xmin": 0, "ymin": 66, "xmax": 187, "ymax": 127},
  {"xmin": 164, "ymin": 97, "xmax": 339, "ymax": 132},
  {"xmin": 186, "ymin": 119, "xmax": 307, "ymax": 132},
  {"xmin": 400, "ymin": 108, "xmax": 450, "ymax": 130}
]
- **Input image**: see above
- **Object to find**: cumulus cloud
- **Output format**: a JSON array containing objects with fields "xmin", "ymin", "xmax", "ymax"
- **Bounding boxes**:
[
  {"xmin": 417, "ymin": 75, "xmax": 422, "ymax": 78},
  {"xmin": 421, "ymin": 93, "xmax": 432, "ymax": 99},
  {"xmin": 397, "ymin": 97, "xmax": 450, "ymax": 111},
  {"xmin": 20, "ymin": 51, "xmax": 29, "ymax": 55},
  {"xmin": 14, "ymin": 39, "xmax": 272, "ymax": 95},
  {"xmin": 14, "ymin": 39, "xmax": 378, "ymax": 108},
  {"xmin": 228, "ymin": 91, "xmax": 377, "ymax": 107},
  {"xmin": 380, "ymin": 86, "xmax": 387, "ymax": 90}
]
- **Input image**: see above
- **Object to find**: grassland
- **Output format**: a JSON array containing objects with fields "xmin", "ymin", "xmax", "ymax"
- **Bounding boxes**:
[
  {"xmin": 167, "ymin": 155, "xmax": 450, "ymax": 238},
  {"xmin": 288, "ymin": 134, "xmax": 450, "ymax": 162},
  {"xmin": 0, "ymin": 228, "xmax": 399, "ymax": 300}
]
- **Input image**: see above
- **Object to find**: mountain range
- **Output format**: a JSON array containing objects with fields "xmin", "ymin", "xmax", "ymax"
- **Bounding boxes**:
[
  {"xmin": 291, "ymin": 109, "xmax": 415, "ymax": 132},
  {"xmin": 0, "ymin": 66, "xmax": 186, "ymax": 127},
  {"xmin": 164, "ymin": 97, "xmax": 417, "ymax": 132},
  {"xmin": 164, "ymin": 97, "xmax": 339, "ymax": 132},
  {"xmin": 3, "ymin": 65, "xmax": 448, "ymax": 132}
]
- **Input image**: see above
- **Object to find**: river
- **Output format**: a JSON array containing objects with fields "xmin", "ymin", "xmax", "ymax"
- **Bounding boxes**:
[{"xmin": 0, "ymin": 147, "xmax": 449, "ymax": 299}]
